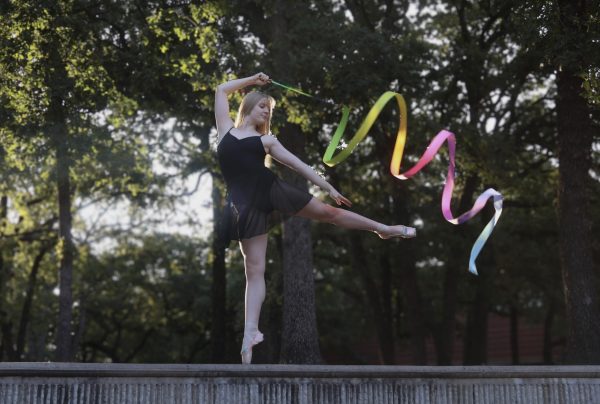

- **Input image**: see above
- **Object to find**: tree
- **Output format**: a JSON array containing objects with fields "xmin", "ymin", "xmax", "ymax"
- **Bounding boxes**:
[
  {"xmin": 552, "ymin": 0, "xmax": 600, "ymax": 363},
  {"xmin": 1, "ymin": 0, "xmax": 153, "ymax": 361}
]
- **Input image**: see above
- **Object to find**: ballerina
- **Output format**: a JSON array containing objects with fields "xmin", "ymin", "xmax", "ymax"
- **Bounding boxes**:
[{"xmin": 214, "ymin": 72, "xmax": 416, "ymax": 364}]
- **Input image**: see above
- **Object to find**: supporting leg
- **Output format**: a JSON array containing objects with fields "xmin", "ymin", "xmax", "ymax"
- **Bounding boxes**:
[{"xmin": 239, "ymin": 233, "xmax": 268, "ymax": 363}]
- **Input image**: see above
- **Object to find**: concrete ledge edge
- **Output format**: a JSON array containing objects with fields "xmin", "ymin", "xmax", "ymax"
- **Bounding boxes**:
[{"xmin": 1, "ymin": 363, "xmax": 600, "ymax": 379}]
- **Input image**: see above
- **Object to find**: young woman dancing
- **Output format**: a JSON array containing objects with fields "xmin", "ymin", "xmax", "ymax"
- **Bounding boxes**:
[{"xmin": 215, "ymin": 72, "xmax": 417, "ymax": 364}]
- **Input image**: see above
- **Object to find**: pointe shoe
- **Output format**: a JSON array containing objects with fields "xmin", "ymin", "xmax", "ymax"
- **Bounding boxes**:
[
  {"xmin": 240, "ymin": 330, "xmax": 264, "ymax": 364},
  {"xmin": 376, "ymin": 225, "xmax": 417, "ymax": 239}
]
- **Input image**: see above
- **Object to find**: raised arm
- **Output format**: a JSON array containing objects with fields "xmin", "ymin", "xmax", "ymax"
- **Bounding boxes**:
[
  {"xmin": 263, "ymin": 136, "xmax": 352, "ymax": 207},
  {"xmin": 214, "ymin": 73, "xmax": 270, "ymax": 138}
]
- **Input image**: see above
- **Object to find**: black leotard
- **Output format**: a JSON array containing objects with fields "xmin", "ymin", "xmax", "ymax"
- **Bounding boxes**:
[{"xmin": 216, "ymin": 128, "xmax": 313, "ymax": 245}]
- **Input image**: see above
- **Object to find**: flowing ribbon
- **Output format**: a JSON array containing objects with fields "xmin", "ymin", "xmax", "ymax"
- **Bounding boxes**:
[
  {"xmin": 270, "ymin": 80, "xmax": 335, "ymax": 105},
  {"xmin": 270, "ymin": 83, "xmax": 503, "ymax": 275}
]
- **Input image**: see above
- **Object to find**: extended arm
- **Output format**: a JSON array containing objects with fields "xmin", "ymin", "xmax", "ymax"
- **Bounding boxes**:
[{"xmin": 265, "ymin": 136, "xmax": 352, "ymax": 206}]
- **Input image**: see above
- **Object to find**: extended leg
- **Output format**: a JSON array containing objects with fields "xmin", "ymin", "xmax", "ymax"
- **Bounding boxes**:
[
  {"xmin": 239, "ymin": 233, "xmax": 268, "ymax": 363},
  {"xmin": 295, "ymin": 197, "xmax": 416, "ymax": 238}
]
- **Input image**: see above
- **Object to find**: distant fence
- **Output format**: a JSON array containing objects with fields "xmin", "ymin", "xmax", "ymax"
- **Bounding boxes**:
[{"xmin": 1, "ymin": 363, "xmax": 600, "ymax": 403}]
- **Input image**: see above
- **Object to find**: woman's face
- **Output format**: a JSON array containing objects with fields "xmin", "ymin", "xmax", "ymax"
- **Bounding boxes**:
[{"xmin": 249, "ymin": 98, "xmax": 272, "ymax": 126}]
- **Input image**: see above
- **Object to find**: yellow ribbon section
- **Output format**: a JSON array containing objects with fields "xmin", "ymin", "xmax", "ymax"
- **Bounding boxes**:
[{"xmin": 323, "ymin": 92, "xmax": 408, "ymax": 168}]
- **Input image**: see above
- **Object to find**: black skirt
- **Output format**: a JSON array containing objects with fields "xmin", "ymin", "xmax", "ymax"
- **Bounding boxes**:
[{"xmin": 218, "ymin": 176, "xmax": 313, "ymax": 247}]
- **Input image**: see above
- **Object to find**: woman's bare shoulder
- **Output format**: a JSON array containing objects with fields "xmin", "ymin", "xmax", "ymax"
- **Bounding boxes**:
[{"xmin": 261, "ymin": 133, "xmax": 279, "ymax": 145}]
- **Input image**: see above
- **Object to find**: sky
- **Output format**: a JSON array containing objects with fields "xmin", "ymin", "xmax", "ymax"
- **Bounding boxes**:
[{"xmin": 76, "ymin": 119, "xmax": 214, "ymax": 254}]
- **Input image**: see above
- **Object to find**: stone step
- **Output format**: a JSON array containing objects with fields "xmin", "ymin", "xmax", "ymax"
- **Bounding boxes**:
[{"xmin": 1, "ymin": 363, "xmax": 600, "ymax": 403}]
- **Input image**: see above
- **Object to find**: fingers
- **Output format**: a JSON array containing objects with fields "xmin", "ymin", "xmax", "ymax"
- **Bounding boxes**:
[
  {"xmin": 336, "ymin": 200, "xmax": 351, "ymax": 207},
  {"xmin": 332, "ymin": 193, "xmax": 352, "ymax": 207},
  {"xmin": 256, "ymin": 72, "xmax": 271, "ymax": 85}
]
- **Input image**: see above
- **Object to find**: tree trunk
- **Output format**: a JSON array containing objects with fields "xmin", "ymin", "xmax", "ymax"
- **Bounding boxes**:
[
  {"xmin": 510, "ymin": 305, "xmax": 519, "ymax": 365},
  {"xmin": 254, "ymin": 231, "xmax": 284, "ymax": 363},
  {"xmin": 378, "ymin": 249, "xmax": 396, "ymax": 364},
  {"xmin": 0, "ymin": 195, "xmax": 7, "ymax": 361},
  {"xmin": 463, "ymin": 232, "xmax": 495, "ymax": 365},
  {"xmin": 45, "ymin": 39, "xmax": 75, "ymax": 362},
  {"xmin": 554, "ymin": 0, "xmax": 600, "ymax": 365},
  {"xmin": 53, "ymin": 104, "xmax": 74, "ymax": 363},
  {"xmin": 210, "ymin": 176, "xmax": 228, "ymax": 362},
  {"xmin": 1, "ymin": 321, "xmax": 15, "ymax": 361},
  {"xmin": 543, "ymin": 298, "xmax": 556, "ymax": 364},
  {"xmin": 16, "ymin": 243, "xmax": 50, "ymax": 360},
  {"xmin": 556, "ymin": 67, "xmax": 600, "ymax": 363},
  {"xmin": 348, "ymin": 234, "xmax": 395, "ymax": 364},
  {"xmin": 390, "ymin": 186, "xmax": 426, "ymax": 365},
  {"xmin": 263, "ymin": 233, "xmax": 284, "ymax": 363},
  {"xmin": 271, "ymin": 0, "xmax": 321, "ymax": 364},
  {"xmin": 435, "ymin": 175, "xmax": 478, "ymax": 365},
  {"xmin": 399, "ymin": 263, "xmax": 428, "ymax": 364},
  {"xmin": 463, "ymin": 193, "xmax": 499, "ymax": 365},
  {"xmin": 463, "ymin": 273, "xmax": 490, "ymax": 365},
  {"xmin": 278, "ymin": 123, "xmax": 322, "ymax": 364},
  {"xmin": 72, "ymin": 290, "xmax": 87, "ymax": 363},
  {"xmin": 388, "ymin": 187, "xmax": 426, "ymax": 364}
]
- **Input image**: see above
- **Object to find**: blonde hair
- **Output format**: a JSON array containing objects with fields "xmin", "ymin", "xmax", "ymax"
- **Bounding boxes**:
[{"xmin": 234, "ymin": 91, "xmax": 276, "ymax": 135}]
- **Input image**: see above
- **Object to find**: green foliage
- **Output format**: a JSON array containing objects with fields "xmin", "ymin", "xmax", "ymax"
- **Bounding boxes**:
[{"xmin": 79, "ymin": 233, "xmax": 211, "ymax": 362}]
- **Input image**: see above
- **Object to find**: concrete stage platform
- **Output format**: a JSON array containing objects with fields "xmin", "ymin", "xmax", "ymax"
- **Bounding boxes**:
[{"xmin": 1, "ymin": 363, "xmax": 600, "ymax": 403}]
